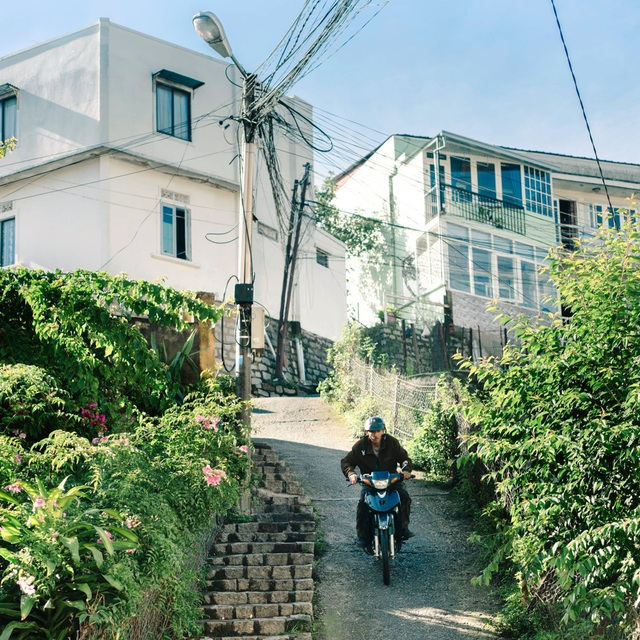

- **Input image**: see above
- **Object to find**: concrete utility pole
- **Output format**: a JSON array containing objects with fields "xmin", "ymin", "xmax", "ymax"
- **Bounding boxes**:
[
  {"xmin": 275, "ymin": 163, "xmax": 311, "ymax": 380},
  {"xmin": 193, "ymin": 12, "xmax": 256, "ymax": 424}
]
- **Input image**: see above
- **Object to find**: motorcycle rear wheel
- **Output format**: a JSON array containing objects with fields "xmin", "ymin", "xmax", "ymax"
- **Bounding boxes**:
[{"xmin": 380, "ymin": 528, "xmax": 391, "ymax": 585}]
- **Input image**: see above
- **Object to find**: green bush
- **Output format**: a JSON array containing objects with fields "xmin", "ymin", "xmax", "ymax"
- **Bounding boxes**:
[
  {"xmin": 461, "ymin": 222, "xmax": 640, "ymax": 637},
  {"xmin": 0, "ymin": 269, "xmax": 249, "ymax": 639}
]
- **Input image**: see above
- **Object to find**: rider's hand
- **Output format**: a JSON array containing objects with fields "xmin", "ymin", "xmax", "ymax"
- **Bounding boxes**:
[
  {"xmin": 348, "ymin": 473, "xmax": 358, "ymax": 485},
  {"xmin": 402, "ymin": 470, "xmax": 412, "ymax": 480}
]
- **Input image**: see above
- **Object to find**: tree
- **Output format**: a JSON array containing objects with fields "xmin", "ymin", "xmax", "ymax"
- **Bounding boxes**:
[
  {"xmin": 313, "ymin": 175, "xmax": 384, "ymax": 257},
  {"xmin": 461, "ymin": 220, "xmax": 640, "ymax": 636}
]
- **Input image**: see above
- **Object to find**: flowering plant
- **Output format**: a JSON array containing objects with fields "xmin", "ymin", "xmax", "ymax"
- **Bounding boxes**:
[{"xmin": 0, "ymin": 476, "xmax": 138, "ymax": 639}]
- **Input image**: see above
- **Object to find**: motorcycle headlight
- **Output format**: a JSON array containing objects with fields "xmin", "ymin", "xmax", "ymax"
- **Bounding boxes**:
[{"xmin": 372, "ymin": 478, "xmax": 389, "ymax": 490}]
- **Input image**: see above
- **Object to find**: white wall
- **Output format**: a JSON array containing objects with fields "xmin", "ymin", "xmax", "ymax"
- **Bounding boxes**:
[{"xmin": 0, "ymin": 19, "xmax": 347, "ymax": 342}]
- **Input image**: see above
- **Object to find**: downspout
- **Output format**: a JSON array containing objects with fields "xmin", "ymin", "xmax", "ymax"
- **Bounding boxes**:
[
  {"xmin": 388, "ymin": 165, "xmax": 399, "ymax": 296},
  {"xmin": 294, "ymin": 336, "xmax": 306, "ymax": 385}
]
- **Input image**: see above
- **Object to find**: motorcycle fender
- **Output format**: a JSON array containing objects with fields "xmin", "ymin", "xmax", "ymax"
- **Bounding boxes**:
[{"xmin": 376, "ymin": 512, "xmax": 393, "ymax": 530}]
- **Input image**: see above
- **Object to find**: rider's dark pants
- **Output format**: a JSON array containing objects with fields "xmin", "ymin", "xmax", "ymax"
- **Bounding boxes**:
[{"xmin": 356, "ymin": 484, "xmax": 411, "ymax": 539}]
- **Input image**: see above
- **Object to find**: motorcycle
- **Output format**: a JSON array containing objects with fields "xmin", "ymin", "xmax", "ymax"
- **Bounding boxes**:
[{"xmin": 353, "ymin": 470, "xmax": 409, "ymax": 585}]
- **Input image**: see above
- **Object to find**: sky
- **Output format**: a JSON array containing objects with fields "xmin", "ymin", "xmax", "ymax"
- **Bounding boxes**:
[{"xmin": 2, "ymin": 0, "xmax": 640, "ymax": 177}]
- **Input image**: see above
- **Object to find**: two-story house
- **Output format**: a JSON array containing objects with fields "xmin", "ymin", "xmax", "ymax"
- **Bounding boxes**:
[
  {"xmin": 0, "ymin": 19, "xmax": 347, "ymax": 390},
  {"xmin": 336, "ymin": 131, "xmax": 640, "ymax": 344}
]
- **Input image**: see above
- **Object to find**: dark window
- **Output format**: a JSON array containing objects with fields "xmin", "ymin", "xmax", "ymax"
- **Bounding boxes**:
[
  {"xmin": 1, "ymin": 217, "xmax": 15, "ymax": 266},
  {"xmin": 451, "ymin": 156, "xmax": 472, "ymax": 202},
  {"xmin": 157, "ymin": 84, "xmax": 191, "ymax": 141},
  {"xmin": 316, "ymin": 248, "xmax": 329, "ymax": 268},
  {"xmin": 1, "ymin": 95, "xmax": 17, "ymax": 142},
  {"xmin": 162, "ymin": 204, "xmax": 191, "ymax": 260},
  {"xmin": 501, "ymin": 163, "xmax": 522, "ymax": 207},
  {"xmin": 477, "ymin": 161, "xmax": 496, "ymax": 200}
]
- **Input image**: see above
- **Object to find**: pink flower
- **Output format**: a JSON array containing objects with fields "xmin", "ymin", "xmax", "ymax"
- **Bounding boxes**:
[
  {"xmin": 97, "ymin": 530, "xmax": 114, "ymax": 544},
  {"xmin": 203, "ymin": 416, "xmax": 221, "ymax": 431},
  {"xmin": 18, "ymin": 433, "xmax": 26, "ymax": 440},
  {"xmin": 17, "ymin": 575, "xmax": 36, "ymax": 596},
  {"xmin": 33, "ymin": 498, "xmax": 46, "ymax": 509},
  {"xmin": 4, "ymin": 484, "xmax": 22, "ymax": 494},
  {"xmin": 14, "ymin": 455, "xmax": 22, "ymax": 465},
  {"xmin": 195, "ymin": 415, "xmax": 206, "ymax": 423},
  {"xmin": 203, "ymin": 466, "xmax": 226, "ymax": 486},
  {"xmin": 239, "ymin": 445, "xmax": 249, "ymax": 453}
]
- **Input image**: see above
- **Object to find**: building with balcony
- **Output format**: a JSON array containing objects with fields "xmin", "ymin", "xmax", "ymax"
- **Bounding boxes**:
[{"xmin": 335, "ymin": 131, "xmax": 640, "ymax": 338}]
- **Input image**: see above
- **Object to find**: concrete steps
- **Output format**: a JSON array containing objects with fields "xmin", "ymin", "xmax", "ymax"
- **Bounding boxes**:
[{"xmin": 196, "ymin": 442, "xmax": 315, "ymax": 639}]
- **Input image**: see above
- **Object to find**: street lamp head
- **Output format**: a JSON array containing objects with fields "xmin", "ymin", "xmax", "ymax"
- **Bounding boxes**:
[{"xmin": 193, "ymin": 11, "xmax": 234, "ymax": 59}]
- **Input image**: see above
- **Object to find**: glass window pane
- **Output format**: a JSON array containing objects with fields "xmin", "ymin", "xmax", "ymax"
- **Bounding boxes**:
[
  {"xmin": 157, "ymin": 85, "xmax": 172, "ymax": 135},
  {"xmin": 521, "ymin": 260, "xmax": 537, "ymax": 309},
  {"xmin": 162, "ymin": 205, "xmax": 174, "ymax": 255},
  {"xmin": 448, "ymin": 223, "xmax": 469, "ymax": 242},
  {"xmin": 515, "ymin": 242, "xmax": 534, "ymax": 259},
  {"xmin": 497, "ymin": 255, "xmax": 514, "ymax": 299},
  {"xmin": 173, "ymin": 91, "xmax": 190, "ymax": 141},
  {"xmin": 449, "ymin": 243, "xmax": 470, "ymax": 292},
  {"xmin": 1, "ymin": 217, "xmax": 15, "ymax": 266},
  {"xmin": 472, "ymin": 247, "xmax": 492, "ymax": 297},
  {"xmin": 494, "ymin": 236, "xmax": 513, "ymax": 254},
  {"xmin": 477, "ymin": 161, "xmax": 496, "ymax": 199},
  {"xmin": 175, "ymin": 207, "xmax": 188, "ymax": 259},
  {"xmin": 471, "ymin": 229, "xmax": 492, "ymax": 249},
  {"xmin": 2, "ymin": 96, "xmax": 17, "ymax": 141},
  {"xmin": 501, "ymin": 163, "xmax": 522, "ymax": 207},
  {"xmin": 451, "ymin": 156, "xmax": 472, "ymax": 202}
]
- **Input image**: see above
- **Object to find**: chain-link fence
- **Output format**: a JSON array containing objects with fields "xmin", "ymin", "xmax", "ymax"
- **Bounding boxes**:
[{"xmin": 349, "ymin": 358, "xmax": 440, "ymax": 441}]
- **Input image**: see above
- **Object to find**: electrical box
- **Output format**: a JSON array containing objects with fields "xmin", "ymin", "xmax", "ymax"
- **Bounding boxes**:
[
  {"xmin": 234, "ymin": 283, "xmax": 254, "ymax": 304},
  {"xmin": 251, "ymin": 307, "xmax": 265, "ymax": 350}
]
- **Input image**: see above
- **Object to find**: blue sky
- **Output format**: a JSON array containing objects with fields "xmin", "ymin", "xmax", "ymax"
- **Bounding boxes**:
[{"xmin": 2, "ymin": 0, "xmax": 640, "ymax": 174}]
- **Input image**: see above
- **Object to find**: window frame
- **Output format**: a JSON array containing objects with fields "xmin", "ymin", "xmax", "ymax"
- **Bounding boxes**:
[
  {"xmin": 161, "ymin": 203, "xmax": 191, "ymax": 261},
  {"xmin": 0, "ymin": 91, "xmax": 17, "ymax": 143},
  {"xmin": 316, "ymin": 248, "xmax": 329, "ymax": 268},
  {"xmin": 0, "ymin": 215, "xmax": 16, "ymax": 267},
  {"xmin": 155, "ymin": 81, "xmax": 192, "ymax": 142}
]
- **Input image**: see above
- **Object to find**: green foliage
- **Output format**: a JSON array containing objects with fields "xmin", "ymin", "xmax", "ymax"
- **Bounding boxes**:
[
  {"xmin": 0, "ymin": 268, "xmax": 249, "ymax": 638},
  {"xmin": 0, "ymin": 138, "xmax": 16, "ymax": 159},
  {"xmin": 0, "ymin": 364, "xmax": 74, "ymax": 442},
  {"xmin": 0, "ymin": 477, "xmax": 138, "ymax": 639},
  {"xmin": 319, "ymin": 323, "xmax": 378, "ymax": 415},
  {"xmin": 461, "ymin": 222, "xmax": 640, "ymax": 637},
  {"xmin": 313, "ymin": 176, "xmax": 384, "ymax": 257},
  {"xmin": 407, "ymin": 376, "xmax": 460, "ymax": 480},
  {"xmin": 0, "ymin": 268, "xmax": 224, "ymax": 427}
]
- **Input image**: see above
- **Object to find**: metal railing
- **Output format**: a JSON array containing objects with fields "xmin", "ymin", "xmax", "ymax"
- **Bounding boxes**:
[{"xmin": 430, "ymin": 183, "xmax": 527, "ymax": 236}]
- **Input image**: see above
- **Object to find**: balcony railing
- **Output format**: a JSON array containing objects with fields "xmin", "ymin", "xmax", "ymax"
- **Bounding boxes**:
[{"xmin": 428, "ymin": 184, "xmax": 527, "ymax": 236}]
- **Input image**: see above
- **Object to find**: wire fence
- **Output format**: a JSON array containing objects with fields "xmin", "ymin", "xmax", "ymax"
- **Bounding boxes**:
[{"xmin": 349, "ymin": 358, "xmax": 440, "ymax": 441}]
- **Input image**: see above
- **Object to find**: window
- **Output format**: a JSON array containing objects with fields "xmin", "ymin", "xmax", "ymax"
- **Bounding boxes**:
[
  {"xmin": 451, "ymin": 156, "xmax": 472, "ymax": 202},
  {"xmin": 472, "ymin": 247, "xmax": 492, "ymax": 297},
  {"xmin": 157, "ymin": 84, "xmax": 191, "ymax": 141},
  {"xmin": 161, "ymin": 204, "xmax": 191, "ymax": 260},
  {"xmin": 447, "ymin": 222, "xmax": 555, "ymax": 309},
  {"xmin": 477, "ymin": 162, "xmax": 497, "ymax": 200},
  {"xmin": 0, "ymin": 93, "xmax": 17, "ymax": 142},
  {"xmin": 1, "ymin": 217, "xmax": 15, "ymax": 267},
  {"xmin": 524, "ymin": 166, "xmax": 552, "ymax": 216},
  {"xmin": 316, "ymin": 248, "xmax": 329, "ymax": 268},
  {"xmin": 501, "ymin": 163, "xmax": 522, "ymax": 207}
]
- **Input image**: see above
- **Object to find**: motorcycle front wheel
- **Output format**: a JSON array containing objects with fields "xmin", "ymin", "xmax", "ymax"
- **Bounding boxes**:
[{"xmin": 379, "ymin": 528, "xmax": 391, "ymax": 585}]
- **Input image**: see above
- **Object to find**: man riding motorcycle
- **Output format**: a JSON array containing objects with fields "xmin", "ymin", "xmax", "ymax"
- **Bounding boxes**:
[{"xmin": 340, "ymin": 416, "xmax": 414, "ymax": 548}]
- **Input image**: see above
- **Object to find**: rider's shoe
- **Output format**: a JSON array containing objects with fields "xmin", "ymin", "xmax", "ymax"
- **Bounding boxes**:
[{"xmin": 399, "ymin": 529, "xmax": 415, "ymax": 541}]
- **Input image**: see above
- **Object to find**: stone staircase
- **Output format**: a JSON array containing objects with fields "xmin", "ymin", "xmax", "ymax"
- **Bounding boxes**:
[{"xmin": 198, "ymin": 442, "xmax": 315, "ymax": 640}]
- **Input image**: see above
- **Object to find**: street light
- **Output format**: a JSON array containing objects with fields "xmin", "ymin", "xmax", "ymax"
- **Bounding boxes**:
[{"xmin": 193, "ymin": 11, "xmax": 255, "ymax": 422}]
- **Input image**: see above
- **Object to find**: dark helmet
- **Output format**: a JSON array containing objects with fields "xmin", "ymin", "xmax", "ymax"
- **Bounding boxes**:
[{"xmin": 364, "ymin": 416, "xmax": 386, "ymax": 432}]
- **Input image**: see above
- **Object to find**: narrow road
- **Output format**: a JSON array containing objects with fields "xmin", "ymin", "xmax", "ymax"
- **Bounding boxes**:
[{"xmin": 252, "ymin": 395, "xmax": 498, "ymax": 640}]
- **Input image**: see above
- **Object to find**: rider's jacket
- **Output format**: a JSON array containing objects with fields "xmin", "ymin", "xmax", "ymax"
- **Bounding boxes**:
[{"xmin": 340, "ymin": 433, "xmax": 413, "ymax": 479}]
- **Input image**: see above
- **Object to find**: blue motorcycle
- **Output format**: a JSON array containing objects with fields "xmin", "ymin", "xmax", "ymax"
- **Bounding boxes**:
[{"xmin": 357, "ymin": 470, "xmax": 406, "ymax": 585}]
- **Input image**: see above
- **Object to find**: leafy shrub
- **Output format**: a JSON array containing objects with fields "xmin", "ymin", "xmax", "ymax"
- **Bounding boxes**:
[{"xmin": 461, "ymin": 222, "xmax": 640, "ymax": 637}]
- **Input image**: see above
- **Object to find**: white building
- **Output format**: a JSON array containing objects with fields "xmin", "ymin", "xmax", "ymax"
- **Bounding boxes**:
[
  {"xmin": 0, "ymin": 19, "xmax": 346, "ymax": 348},
  {"xmin": 336, "ymin": 131, "xmax": 640, "ymax": 336}
]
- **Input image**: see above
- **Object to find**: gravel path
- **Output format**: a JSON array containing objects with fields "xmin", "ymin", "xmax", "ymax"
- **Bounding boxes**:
[{"xmin": 252, "ymin": 395, "xmax": 499, "ymax": 640}]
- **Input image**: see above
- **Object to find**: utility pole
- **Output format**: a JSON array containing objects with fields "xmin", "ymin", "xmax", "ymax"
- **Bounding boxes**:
[
  {"xmin": 235, "ymin": 74, "xmax": 258, "ymax": 423},
  {"xmin": 275, "ymin": 163, "xmax": 311, "ymax": 380}
]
